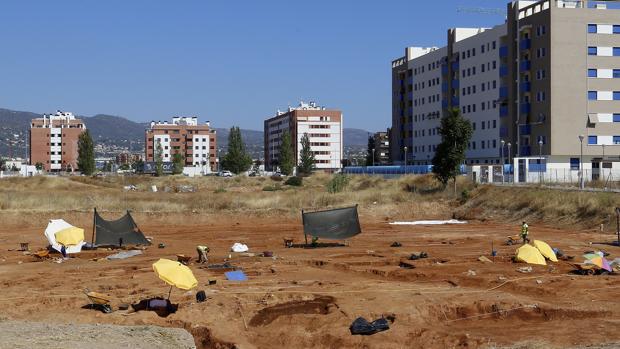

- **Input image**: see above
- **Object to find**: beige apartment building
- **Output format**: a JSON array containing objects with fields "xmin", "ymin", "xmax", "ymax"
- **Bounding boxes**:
[
  {"xmin": 144, "ymin": 117, "xmax": 217, "ymax": 172},
  {"xmin": 29, "ymin": 111, "xmax": 86, "ymax": 172},
  {"xmin": 264, "ymin": 101, "xmax": 343, "ymax": 172}
]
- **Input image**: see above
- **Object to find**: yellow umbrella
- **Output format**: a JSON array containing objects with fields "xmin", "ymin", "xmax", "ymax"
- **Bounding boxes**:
[
  {"xmin": 152, "ymin": 258, "xmax": 198, "ymax": 295},
  {"xmin": 55, "ymin": 226, "xmax": 85, "ymax": 246},
  {"xmin": 533, "ymin": 240, "xmax": 558, "ymax": 262},
  {"xmin": 515, "ymin": 244, "xmax": 547, "ymax": 265}
]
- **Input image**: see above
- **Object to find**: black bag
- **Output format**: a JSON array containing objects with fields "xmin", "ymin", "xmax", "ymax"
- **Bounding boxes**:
[
  {"xmin": 196, "ymin": 290, "xmax": 207, "ymax": 303},
  {"xmin": 350, "ymin": 317, "xmax": 390, "ymax": 335}
]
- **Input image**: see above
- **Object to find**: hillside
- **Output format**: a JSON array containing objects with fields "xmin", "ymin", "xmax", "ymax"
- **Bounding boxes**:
[{"xmin": 0, "ymin": 107, "xmax": 373, "ymax": 159}]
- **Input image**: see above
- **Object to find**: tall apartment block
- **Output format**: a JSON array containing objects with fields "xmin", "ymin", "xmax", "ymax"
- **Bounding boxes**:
[
  {"xmin": 393, "ymin": 0, "xmax": 620, "ymax": 182},
  {"xmin": 392, "ymin": 25, "xmax": 506, "ymax": 166},
  {"xmin": 30, "ymin": 110, "xmax": 86, "ymax": 172},
  {"xmin": 372, "ymin": 131, "xmax": 391, "ymax": 165},
  {"xmin": 264, "ymin": 101, "xmax": 343, "ymax": 172},
  {"xmin": 144, "ymin": 117, "xmax": 217, "ymax": 171}
]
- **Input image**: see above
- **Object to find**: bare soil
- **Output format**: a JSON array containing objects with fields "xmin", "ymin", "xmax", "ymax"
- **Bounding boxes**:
[{"xmin": 0, "ymin": 215, "xmax": 619, "ymax": 349}]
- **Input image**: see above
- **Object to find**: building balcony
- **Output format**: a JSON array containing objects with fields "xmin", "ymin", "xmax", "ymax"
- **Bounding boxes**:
[
  {"xmin": 500, "ymin": 65, "xmax": 509, "ymax": 77},
  {"xmin": 500, "ymin": 105, "xmax": 509, "ymax": 117},
  {"xmin": 520, "ymin": 146, "xmax": 532, "ymax": 156},
  {"xmin": 407, "ymin": 76, "xmax": 413, "ymax": 85},
  {"xmin": 520, "ymin": 81, "xmax": 531, "ymax": 93},
  {"xmin": 519, "ymin": 124, "xmax": 532, "ymax": 135},
  {"xmin": 499, "ymin": 86, "xmax": 508, "ymax": 99},
  {"xmin": 408, "ymin": 91, "xmax": 413, "ymax": 100},
  {"xmin": 451, "ymin": 61, "xmax": 459, "ymax": 71},
  {"xmin": 499, "ymin": 45, "xmax": 508, "ymax": 58},
  {"xmin": 442, "ymin": 99, "xmax": 448, "ymax": 108},
  {"xmin": 520, "ymin": 60, "xmax": 531, "ymax": 71},
  {"xmin": 452, "ymin": 79, "xmax": 459, "ymax": 89},
  {"xmin": 520, "ymin": 102, "xmax": 531, "ymax": 114},
  {"xmin": 451, "ymin": 96, "xmax": 460, "ymax": 106},
  {"xmin": 441, "ymin": 65, "xmax": 448, "ymax": 75},
  {"xmin": 520, "ymin": 38, "xmax": 531, "ymax": 50},
  {"xmin": 441, "ymin": 82, "xmax": 448, "ymax": 93}
]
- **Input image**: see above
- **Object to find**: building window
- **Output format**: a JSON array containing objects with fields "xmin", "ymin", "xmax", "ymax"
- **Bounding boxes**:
[
  {"xmin": 614, "ymin": 69, "xmax": 620, "ymax": 78},
  {"xmin": 615, "ymin": 47, "xmax": 620, "ymax": 56},
  {"xmin": 588, "ymin": 46, "xmax": 597, "ymax": 55},
  {"xmin": 614, "ymin": 114, "xmax": 620, "ymax": 122},
  {"xmin": 588, "ymin": 24, "xmax": 597, "ymax": 33},
  {"xmin": 588, "ymin": 135, "xmax": 597, "ymax": 145},
  {"xmin": 588, "ymin": 69, "xmax": 597, "ymax": 77},
  {"xmin": 615, "ymin": 25, "xmax": 620, "ymax": 34},
  {"xmin": 614, "ymin": 136, "xmax": 620, "ymax": 144},
  {"xmin": 588, "ymin": 91, "xmax": 597, "ymax": 100}
]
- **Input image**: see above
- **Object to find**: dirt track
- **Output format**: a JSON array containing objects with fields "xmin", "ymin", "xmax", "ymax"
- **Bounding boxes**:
[{"xmin": 1, "ymin": 215, "xmax": 619, "ymax": 348}]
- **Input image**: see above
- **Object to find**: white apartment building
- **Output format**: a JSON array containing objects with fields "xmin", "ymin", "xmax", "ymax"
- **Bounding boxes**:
[{"xmin": 264, "ymin": 101, "xmax": 343, "ymax": 172}]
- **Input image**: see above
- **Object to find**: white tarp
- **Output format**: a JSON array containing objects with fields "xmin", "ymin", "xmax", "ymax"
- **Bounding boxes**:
[
  {"xmin": 389, "ymin": 219, "xmax": 467, "ymax": 225},
  {"xmin": 231, "ymin": 243, "xmax": 249, "ymax": 253},
  {"xmin": 44, "ymin": 219, "xmax": 86, "ymax": 254},
  {"xmin": 107, "ymin": 250, "xmax": 143, "ymax": 260}
]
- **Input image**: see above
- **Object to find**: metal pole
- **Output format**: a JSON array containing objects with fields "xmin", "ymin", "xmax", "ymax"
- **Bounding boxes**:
[
  {"xmin": 579, "ymin": 135, "xmax": 584, "ymax": 189},
  {"xmin": 602, "ymin": 144, "xmax": 606, "ymax": 182},
  {"xmin": 372, "ymin": 148, "xmax": 375, "ymax": 167},
  {"xmin": 508, "ymin": 143, "xmax": 512, "ymax": 182},
  {"xmin": 538, "ymin": 140, "xmax": 542, "ymax": 184},
  {"xmin": 501, "ymin": 140, "xmax": 505, "ymax": 184}
]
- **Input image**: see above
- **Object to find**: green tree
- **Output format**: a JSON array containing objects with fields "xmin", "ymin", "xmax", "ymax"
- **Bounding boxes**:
[
  {"xmin": 279, "ymin": 131, "xmax": 294, "ymax": 175},
  {"xmin": 132, "ymin": 159, "xmax": 144, "ymax": 173},
  {"xmin": 77, "ymin": 130, "xmax": 95, "ymax": 175},
  {"xmin": 432, "ymin": 108, "xmax": 473, "ymax": 187},
  {"xmin": 222, "ymin": 126, "xmax": 252, "ymax": 174},
  {"xmin": 155, "ymin": 141, "xmax": 164, "ymax": 177},
  {"xmin": 366, "ymin": 135, "xmax": 376, "ymax": 166},
  {"xmin": 172, "ymin": 152, "xmax": 184, "ymax": 174},
  {"xmin": 297, "ymin": 133, "xmax": 315, "ymax": 175},
  {"xmin": 35, "ymin": 162, "xmax": 43, "ymax": 171}
]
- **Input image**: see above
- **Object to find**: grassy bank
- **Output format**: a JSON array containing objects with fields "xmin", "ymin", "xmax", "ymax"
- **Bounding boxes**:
[{"xmin": 1, "ymin": 174, "xmax": 616, "ymax": 229}]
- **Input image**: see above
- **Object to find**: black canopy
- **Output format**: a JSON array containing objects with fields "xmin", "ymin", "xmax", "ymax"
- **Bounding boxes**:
[
  {"xmin": 302, "ymin": 205, "xmax": 361, "ymax": 240},
  {"xmin": 93, "ymin": 209, "xmax": 150, "ymax": 247}
]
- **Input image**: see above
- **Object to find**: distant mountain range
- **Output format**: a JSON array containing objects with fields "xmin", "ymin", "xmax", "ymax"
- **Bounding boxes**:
[{"xmin": 0, "ymin": 108, "xmax": 373, "ymax": 159}]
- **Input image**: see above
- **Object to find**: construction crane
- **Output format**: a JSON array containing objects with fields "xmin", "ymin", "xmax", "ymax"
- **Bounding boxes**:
[{"xmin": 456, "ymin": 6, "xmax": 506, "ymax": 16}]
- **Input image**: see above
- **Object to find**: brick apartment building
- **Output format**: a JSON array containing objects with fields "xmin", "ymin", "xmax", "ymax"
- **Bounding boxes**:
[
  {"xmin": 144, "ymin": 117, "xmax": 217, "ymax": 171},
  {"xmin": 29, "ymin": 110, "xmax": 86, "ymax": 172},
  {"xmin": 264, "ymin": 101, "xmax": 343, "ymax": 172}
]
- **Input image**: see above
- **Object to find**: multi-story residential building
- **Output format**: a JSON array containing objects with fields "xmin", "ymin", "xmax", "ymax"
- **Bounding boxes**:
[
  {"xmin": 393, "ymin": 0, "xmax": 620, "ymax": 183},
  {"xmin": 372, "ymin": 131, "xmax": 391, "ymax": 165},
  {"xmin": 391, "ymin": 25, "xmax": 505, "ymax": 166},
  {"xmin": 115, "ymin": 152, "xmax": 143, "ymax": 166},
  {"xmin": 144, "ymin": 117, "xmax": 217, "ymax": 171},
  {"xmin": 502, "ymin": 0, "xmax": 620, "ymax": 182},
  {"xmin": 264, "ymin": 101, "xmax": 343, "ymax": 172},
  {"xmin": 30, "ymin": 111, "xmax": 86, "ymax": 172}
]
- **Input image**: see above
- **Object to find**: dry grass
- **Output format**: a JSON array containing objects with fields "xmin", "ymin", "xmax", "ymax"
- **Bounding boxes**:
[{"xmin": 1, "ymin": 174, "xmax": 615, "ymax": 229}]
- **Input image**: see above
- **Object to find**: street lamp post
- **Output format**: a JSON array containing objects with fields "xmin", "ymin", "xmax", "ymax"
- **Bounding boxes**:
[
  {"xmin": 602, "ymin": 143, "xmax": 606, "ymax": 183},
  {"xmin": 579, "ymin": 135, "xmax": 584, "ymax": 189},
  {"xmin": 538, "ymin": 139, "xmax": 543, "ymax": 184},
  {"xmin": 501, "ymin": 139, "xmax": 505, "ymax": 184},
  {"xmin": 372, "ymin": 148, "xmax": 375, "ymax": 167},
  {"xmin": 507, "ymin": 142, "xmax": 512, "ymax": 182},
  {"xmin": 404, "ymin": 146, "xmax": 408, "ymax": 173}
]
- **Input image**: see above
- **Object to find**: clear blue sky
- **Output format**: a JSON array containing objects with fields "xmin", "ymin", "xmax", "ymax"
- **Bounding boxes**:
[{"xmin": 0, "ymin": 0, "xmax": 507, "ymax": 131}]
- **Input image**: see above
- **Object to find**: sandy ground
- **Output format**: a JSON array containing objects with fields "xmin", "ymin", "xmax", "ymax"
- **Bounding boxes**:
[
  {"xmin": 0, "ymin": 320, "xmax": 196, "ymax": 349},
  {"xmin": 0, "ymin": 215, "xmax": 619, "ymax": 349}
]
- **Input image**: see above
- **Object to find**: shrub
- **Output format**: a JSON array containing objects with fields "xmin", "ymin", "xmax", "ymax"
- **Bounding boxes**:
[
  {"xmin": 326, "ymin": 174, "xmax": 349, "ymax": 194},
  {"xmin": 214, "ymin": 187, "xmax": 227, "ymax": 193},
  {"xmin": 460, "ymin": 188, "xmax": 470, "ymax": 203},
  {"xmin": 284, "ymin": 176, "xmax": 303, "ymax": 186},
  {"xmin": 262, "ymin": 184, "xmax": 282, "ymax": 192},
  {"xmin": 270, "ymin": 175, "xmax": 284, "ymax": 182}
]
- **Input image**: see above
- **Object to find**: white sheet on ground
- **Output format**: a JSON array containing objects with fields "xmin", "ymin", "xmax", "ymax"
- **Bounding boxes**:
[
  {"xmin": 231, "ymin": 243, "xmax": 249, "ymax": 253},
  {"xmin": 389, "ymin": 219, "xmax": 467, "ymax": 225},
  {"xmin": 107, "ymin": 250, "xmax": 143, "ymax": 260},
  {"xmin": 44, "ymin": 219, "xmax": 86, "ymax": 254}
]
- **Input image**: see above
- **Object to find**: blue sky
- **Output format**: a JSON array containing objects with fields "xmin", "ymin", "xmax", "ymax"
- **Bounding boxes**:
[{"xmin": 0, "ymin": 0, "xmax": 507, "ymax": 131}]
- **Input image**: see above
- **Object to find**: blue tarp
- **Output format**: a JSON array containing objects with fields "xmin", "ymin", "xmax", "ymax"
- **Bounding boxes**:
[{"xmin": 225, "ymin": 270, "xmax": 247, "ymax": 281}]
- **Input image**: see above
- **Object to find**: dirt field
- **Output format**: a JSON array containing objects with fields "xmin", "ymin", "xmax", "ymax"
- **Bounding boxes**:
[{"xmin": 1, "ymin": 214, "xmax": 619, "ymax": 349}]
